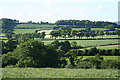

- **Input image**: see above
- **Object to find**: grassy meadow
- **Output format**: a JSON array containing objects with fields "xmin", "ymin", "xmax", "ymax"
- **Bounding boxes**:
[
  {"xmin": 14, "ymin": 29, "xmax": 38, "ymax": 34},
  {"xmin": 81, "ymin": 56, "xmax": 119, "ymax": 62},
  {"xmin": 2, "ymin": 68, "xmax": 119, "ymax": 78},
  {"xmin": 42, "ymin": 39, "xmax": 118, "ymax": 47},
  {"xmin": 15, "ymin": 24, "xmax": 54, "ymax": 30},
  {"xmin": 97, "ymin": 46, "xmax": 119, "ymax": 50}
]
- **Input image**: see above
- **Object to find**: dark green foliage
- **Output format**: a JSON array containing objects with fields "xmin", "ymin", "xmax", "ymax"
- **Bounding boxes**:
[
  {"xmin": 88, "ymin": 47, "xmax": 98, "ymax": 56},
  {"xmin": 2, "ymin": 40, "xmax": 66, "ymax": 68},
  {"xmin": 1, "ymin": 18, "xmax": 18, "ymax": 31},
  {"xmin": 55, "ymin": 20, "xmax": 117, "ymax": 28},
  {"xmin": 65, "ymin": 49, "xmax": 80, "ymax": 66},
  {"xmin": 101, "ymin": 60, "xmax": 120, "ymax": 69},
  {"xmin": 65, "ymin": 64, "xmax": 74, "ymax": 69},
  {"xmin": 2, "ymin": 39, "xmax": 17, "ymax": 54},
  {"xmin": 59, "ymin": 40, "xmax": 71, "ymax": 53},
  {"xmin": 104, "ymin": 24, "xmax": 115, "ymax": 31},
  {"xmin": 2, "ymin": 52, "xmax": 18, "ymax": 67},
  {"xmin": 40, "ymin": 32, "xmax": 46, "ymax": 39},
  {"xmin": 76, "ymin": 61, "xmax": 95, "ymax": 69}
]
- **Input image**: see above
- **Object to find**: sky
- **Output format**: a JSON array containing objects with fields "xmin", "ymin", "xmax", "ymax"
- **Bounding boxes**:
[{"xmin": 0, "ymin": 0, "xmax": 119, "ymax": 23}]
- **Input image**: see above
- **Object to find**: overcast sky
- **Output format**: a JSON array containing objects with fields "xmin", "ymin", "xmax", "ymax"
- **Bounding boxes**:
[{"xmin": 0, "ymin": 0, "xmax": 119, "ymax": 23}]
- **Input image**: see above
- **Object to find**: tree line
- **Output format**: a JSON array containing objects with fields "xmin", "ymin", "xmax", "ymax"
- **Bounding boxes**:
[{"xmin": 55, "ymin": 20, "xmax": 118, "ymax": 28}]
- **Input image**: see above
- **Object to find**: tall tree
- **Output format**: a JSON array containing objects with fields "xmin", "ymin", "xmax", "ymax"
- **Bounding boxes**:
[{"xmin": 40, "ymin": 32, "xmax": 46, "ymax": 40}]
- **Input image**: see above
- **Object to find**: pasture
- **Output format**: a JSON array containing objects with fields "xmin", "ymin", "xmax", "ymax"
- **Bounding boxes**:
[
  {"xmin": 72, "ymin": 28, "xmax": 109, "ymax": 31},
  {"xmin": 15, "ymin": 24, "xmax": 54, "ymax": 30},
  {"xmin": 81, "ymin": 56, "xmax": 119, "ymax": 62},
  {"xmin": 2, "ymin": 68, "xmax": 119, "ymax": 78},
  {"xmin": 42, "ymin": 39, "xmax": 118, "ymax": 47},
  {"xmin": 14, "ymin": 29, "xmax": 37, "ymax": 34},
  {"xmin": 97, "ymin": 46, "xmax": 119, "ymax": 50}
]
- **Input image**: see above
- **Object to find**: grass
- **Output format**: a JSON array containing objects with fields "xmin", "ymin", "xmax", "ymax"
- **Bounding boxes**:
[
  {"xmin": 81, "ymin": 56, "xmax": 119, "ymax": 62},
  {"xmin": 97, "ymin": 46, "xmax": 119, "ymax": 50},
  {"xmin": 42, "ymin": 39, "xmax": 118, "ymax": 47},
  {"xmin": 14, "ymin": 29, "xmax": 38, "ymax": 34},
  {"xmin": 2, "ymin": 68, "xmax": 119, "ymax": 78},
  {"xmin": 15, "ymin": 24, "xmax": 54, "ymax": 29},
  {"xmin": 72, "ymin": 28, "xmax": 110, "ymax": 31}
]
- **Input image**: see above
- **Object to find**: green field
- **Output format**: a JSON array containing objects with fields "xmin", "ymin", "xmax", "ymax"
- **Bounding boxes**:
[
  {"xmin": 42, "ymin": 39, "xmax": 118, "ymax": 47},
  {"xmin": 81, "ymin": 56, "xmax": 119, "ymax": 62},
  {"xmin": 2, "ymin": 68, "xmax": 119, "ymax": 78},
  {"xmin": 14, "ymin": 29, "xmax": 38, "ymax": 34},
  {"xmin": 97, "ymin": 46, "xmax": 119, "ymax": 50},
  {"xmin": 72, "ymin": 28, "xmax": 109, "ymax": 31},
  {"xmin": 15, "ymin": 24, "xmax": 54, "ymax": 30}
]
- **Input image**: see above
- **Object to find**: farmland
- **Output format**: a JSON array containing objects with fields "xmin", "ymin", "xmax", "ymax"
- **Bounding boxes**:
[
  {"xmin": 42, "ymin": 39, "xmax": 118, "ymax": 47},
  {"xmin": 1, "ymin": 19, "xmax": 120, "ymax": 79},
  {"xmin": 81, "ymin": 56, "xmax": 119, "ymax": 62},
  {"xmin": 15, "ymin": 24, "xmax": 54, "ymax": 30},
  {"xmin": 2, "ymin": 68, "xmax": 119, "ymax": 78},
  {"xmin": 14, "ymin": 29, "xmax": 38, "ymax": 34}
]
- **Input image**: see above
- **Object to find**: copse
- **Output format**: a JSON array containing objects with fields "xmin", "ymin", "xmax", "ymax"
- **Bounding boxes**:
[{"xmin": 2, "ymin": 40, "xmax": 64, "ymax": 68}]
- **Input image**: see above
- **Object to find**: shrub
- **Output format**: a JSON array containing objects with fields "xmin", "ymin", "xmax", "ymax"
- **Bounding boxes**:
[
  {"xmin": 76, "ymin": 61, "xmax": 95, "ymax": 69},
  {"xmin": 65, "ymin": 64, "xmax": 74, "ymax": 69},
  {"xmin": 101, "ymin": 60, "xmax": 120, "ymax": 69}
]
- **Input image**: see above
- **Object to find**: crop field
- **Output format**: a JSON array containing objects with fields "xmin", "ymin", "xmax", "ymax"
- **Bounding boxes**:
[
  {"xmin": 15, "ymin": 24, "xmax": 54, "ymax": 30},
  {"xmin": 2, "ymin": 68, "xmax": 119, "ymax": 78},
  {"xmin": 42, "ymin": 39, "xmax": 118, "ymax": 47}
]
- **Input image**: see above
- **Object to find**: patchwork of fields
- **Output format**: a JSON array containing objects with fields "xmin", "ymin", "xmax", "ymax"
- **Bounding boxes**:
[{"xmin": 1, "ymin": 24, "xmax": 119, "ymax": 78}]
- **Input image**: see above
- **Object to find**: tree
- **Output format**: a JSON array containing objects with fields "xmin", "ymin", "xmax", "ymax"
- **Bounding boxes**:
[
  {"xmin": 59, "ymin": 41, "xmax": 71, "ymax": 53},
  {"xmin": 40, "ymin": 32, "xmax": 46, "ymax": 40},
  {"xmin": 5, "ymin": 39, "xmax": 17, "ymax": 52},
  {"xmin": 61, "ymin": 30, "xmax": 68, "ymax": 39},
  {"xmin": 104, "ymin": 24, "xmax": 115, "ymax": 31},
  {"xmin": 76, "ymin": 30, "xmax": 84, "ymax": 39},
  {"xmin": 65, "ymin": 49, "xmax": 80, "ymax": 66},
  {"xmin": 99, "ymin": 30, "xmax": 105, "ymax": 38},
  {"xmin": 2, "ymin": 52, "xmax": 18, "ymax": 67},
  {"xmin": 1, "ymin": 18, "xmax": 17, "ymax": 31},
  {"xmin": 71, "ymin": 30, "xmax": 77, "ymax": 39},
  {"xmin": 91, "ymin": 32, "xmax": 97, "ymax": 39},
  {"xmin": 85, "ymin": 27, "xmax": 91, "ymax": 32},
  {"xmin": 70, "ymin": 41, "xmax": 77, "ymax": 49},
  {"xmin": 85, "ymin": 32, "xmax": 90, "ymax": 39},
  {"xmin": 10, "ymin": 40, "xmax": 61, "ymax": 68}
]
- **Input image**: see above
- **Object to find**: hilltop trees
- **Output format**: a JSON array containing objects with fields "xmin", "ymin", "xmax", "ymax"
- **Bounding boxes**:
[{"xmin": 55, "ymin": 20, "xmax": 117, "ymax": 28}]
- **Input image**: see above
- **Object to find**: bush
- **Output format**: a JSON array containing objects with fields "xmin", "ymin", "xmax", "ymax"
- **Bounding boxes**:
[
  {"xmin": 5, "ymin": 65, "xmax": 16, "ymax": 68},
  {"xmin": 101, "ymin": 60, "xmax": 120, "ymax": 69},
  {"xmin": 65, "ymin": 64, "xmax": 74, "ymax": 69},
  {"xmin": 76, "ymin": 61, "xmax": 95, "ymax": 69}
]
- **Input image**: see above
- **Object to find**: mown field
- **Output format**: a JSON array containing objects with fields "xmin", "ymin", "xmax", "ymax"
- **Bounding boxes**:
[{"xmin": 2, "ymin": 68, "xmax": 119, "ymax": 78}]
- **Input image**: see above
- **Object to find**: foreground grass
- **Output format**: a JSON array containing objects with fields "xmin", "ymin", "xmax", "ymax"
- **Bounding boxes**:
[{"xmin": 2, "ymin": 68, "xmax": 119, "ymax": 78}]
